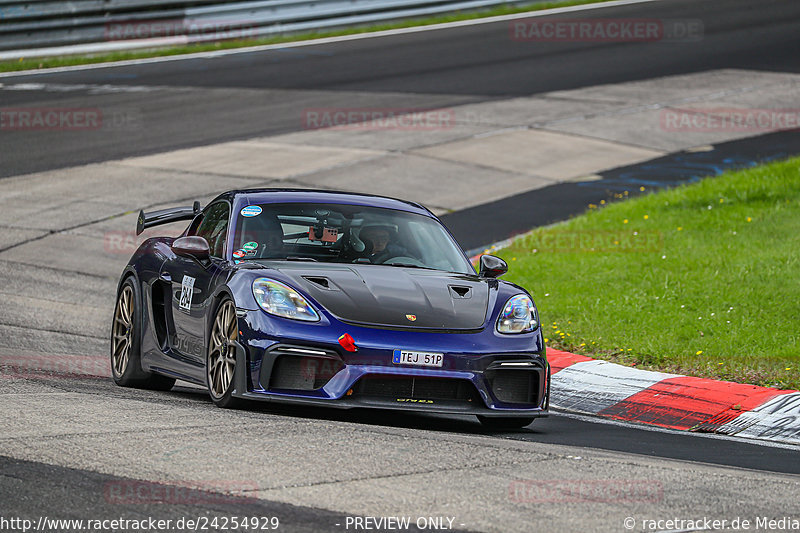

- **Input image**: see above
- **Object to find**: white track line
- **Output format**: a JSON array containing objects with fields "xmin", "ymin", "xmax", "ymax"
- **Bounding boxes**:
[
  {"xmin": 0, "ymin": 0, "xmax": 662, "ymax": 78},
  {"xmin": 553, "ymin": 410, "xmax": 800, "ymax": 451}
]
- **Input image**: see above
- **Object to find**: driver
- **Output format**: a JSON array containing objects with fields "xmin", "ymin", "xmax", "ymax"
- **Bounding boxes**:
[
  {"xmin": 359, "ymin": 225, "xmax": 407, "ymax": 263},
  {"xmin": 260, "ymin": 215, "xmax": 285, "ymax": 258}
]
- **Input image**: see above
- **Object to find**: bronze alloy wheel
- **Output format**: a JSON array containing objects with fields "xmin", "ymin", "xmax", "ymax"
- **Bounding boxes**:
[
  {"xmin": 207, "ymin": 300, "xmax": 238, "ymax": 399},
  {"xmin": 111, "ymin": 284, "xmax": 134, "ymax": 378}
]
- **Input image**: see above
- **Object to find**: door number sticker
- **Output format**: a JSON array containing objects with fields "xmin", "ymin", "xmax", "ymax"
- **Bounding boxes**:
[{"xmin": 179, "ymin": 275, "xmax": 195, "ymax": 310}]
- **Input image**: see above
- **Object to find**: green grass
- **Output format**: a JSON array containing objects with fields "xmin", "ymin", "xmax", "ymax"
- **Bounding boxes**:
[
  {"xmin": 0, "ymin": 0, "xmax": 613, "ymax": 73},
  {"xmin": 498, "ymin": 157, "xmax": 800, "ymax": 390}
]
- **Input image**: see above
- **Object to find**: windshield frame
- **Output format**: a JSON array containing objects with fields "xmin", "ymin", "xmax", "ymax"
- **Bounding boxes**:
[{"xmin": 227, "ymin": 199, "xmax": 474, "ymax": 275}]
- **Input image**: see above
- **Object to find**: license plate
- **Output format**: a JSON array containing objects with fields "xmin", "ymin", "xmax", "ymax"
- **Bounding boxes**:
[{"xmin": 392, "ymin": 349, "xmax": 444, "ymax": 368}]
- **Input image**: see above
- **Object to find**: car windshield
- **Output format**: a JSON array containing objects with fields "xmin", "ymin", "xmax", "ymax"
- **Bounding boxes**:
[{"xmin": 232, "ymin": 202, "xmax": 473, "ymax": 274}]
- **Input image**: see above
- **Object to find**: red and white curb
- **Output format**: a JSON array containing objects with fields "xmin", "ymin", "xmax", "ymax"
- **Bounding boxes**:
[{"xmin": 547, "ymin": 348, "xmax": 800, "ymax": 446}]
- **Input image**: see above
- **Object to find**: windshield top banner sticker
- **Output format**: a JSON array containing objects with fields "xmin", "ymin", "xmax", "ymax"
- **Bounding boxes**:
[{"xmin": 240, "ymin": 206, "xmax": 262, "ymax": 217}]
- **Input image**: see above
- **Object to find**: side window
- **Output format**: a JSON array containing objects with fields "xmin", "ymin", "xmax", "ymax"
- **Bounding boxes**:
[{"xmin": 194, "ymin": 202, "xmax": 230, "ymax": 258}]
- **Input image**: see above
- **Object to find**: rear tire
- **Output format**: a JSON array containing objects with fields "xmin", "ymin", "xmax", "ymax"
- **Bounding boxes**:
[
  {"xmin": 110, "ymin": 276, "xmax": 176, "ymax": 391},
  {"xmin": 477, "ymin": 416, "xmax": 535, "ymax": 430},
  {"xmin": 206, "ymin": 298, "xmax": 242, "ymax": 409}
]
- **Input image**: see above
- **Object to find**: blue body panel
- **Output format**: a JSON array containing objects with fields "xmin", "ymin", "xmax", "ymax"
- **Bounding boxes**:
[
  {"xmin": 118, "ymin": 189, "xmax": 550, "ymax": 419},
  {"xmin": 237, "ymin": 308, "xmax": 547, "ymax": 414}
]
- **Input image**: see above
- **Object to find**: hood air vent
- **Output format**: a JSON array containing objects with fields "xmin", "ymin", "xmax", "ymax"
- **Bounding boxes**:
[
  {"xmin": 303, "ymin": 276, "xmax": 335, "ymax": 290},
  {"xmin": 449, "ymin": 285, "xmax": 472, "ymax": 299}
]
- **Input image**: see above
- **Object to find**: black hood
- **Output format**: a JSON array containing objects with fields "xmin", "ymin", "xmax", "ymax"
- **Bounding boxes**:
[{"xmin": 267, "ymin": 263, "xmax": 489, "ymax": 330}]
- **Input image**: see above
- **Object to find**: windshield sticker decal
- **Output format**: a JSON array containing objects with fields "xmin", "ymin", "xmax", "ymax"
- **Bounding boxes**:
[{"xmin": 240, "ymin": 205, "xmax": 262, "ymax": 217}]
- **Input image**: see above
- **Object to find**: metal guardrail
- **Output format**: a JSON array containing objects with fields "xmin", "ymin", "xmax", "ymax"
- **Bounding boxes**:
[{"xmin": 0, "ymin": 0, "xmax": 530, "ymax": 55}]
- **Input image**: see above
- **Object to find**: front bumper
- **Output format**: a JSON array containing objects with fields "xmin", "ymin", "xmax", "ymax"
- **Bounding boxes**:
[{"xmin": 232, "ymin": 310, "xmax": 550, "ymax": 417}]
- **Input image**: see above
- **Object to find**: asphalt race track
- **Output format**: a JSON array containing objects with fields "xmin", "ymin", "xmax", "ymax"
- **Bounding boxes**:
[
  {"xmin": 447, "ymin": 129, "xmax": 800, "ymax": 249},
  {"xmin": 1, "ymin": 0, "xmax": 799, "ymax": 178},
  {"xmin": 1, "ymin": 0, "xmax": 799, "ymax": 531}
]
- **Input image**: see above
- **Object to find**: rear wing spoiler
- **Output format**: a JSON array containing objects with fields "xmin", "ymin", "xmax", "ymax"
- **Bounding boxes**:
[{"xmin": 136, "ymin": 201, "xmax": 201, "ymax": 235}]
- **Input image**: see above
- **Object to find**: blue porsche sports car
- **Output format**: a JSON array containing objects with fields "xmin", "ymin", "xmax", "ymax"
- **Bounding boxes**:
[{"xmin": 111, "ymin": 189, "xmax": 549, "ymax": 429}]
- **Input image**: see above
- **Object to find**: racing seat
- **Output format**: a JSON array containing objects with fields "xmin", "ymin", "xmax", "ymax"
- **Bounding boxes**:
[{"xmin": 237, "ymin": 213, "xmax": 285, "ymax": 258}]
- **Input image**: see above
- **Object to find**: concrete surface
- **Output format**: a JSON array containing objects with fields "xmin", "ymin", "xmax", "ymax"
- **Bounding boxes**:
[
  {"xmin": 119, "ymin": 140, "xmax": 383, "ymax": 180},
  {"xmin": 412, "ymin": 129, "xmax": 662, "ymax": 181},
  {"xmin": 16, "ymin": 68, "xmax": 789, "ymax": 217},
  {"xmin": 2, "ymin": 54, "xmax": 800, "ymax": 533},
  {"xmin": 1, "ymin": 378, "xmax": 798, "ymax": 533}
]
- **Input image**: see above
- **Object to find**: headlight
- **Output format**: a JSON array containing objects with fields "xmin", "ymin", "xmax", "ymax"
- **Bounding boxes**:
[
  {"xmin": 496, "ymin": 294, "xmax": 539, "ymax": 334},
  {"xmin": 252, "ymin": 278, "xmax": 319, "ymax": 322}
]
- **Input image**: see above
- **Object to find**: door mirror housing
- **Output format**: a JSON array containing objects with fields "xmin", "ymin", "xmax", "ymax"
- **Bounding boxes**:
[
  {"xmin": 479, "ymin": 254, "xmax": 508, "ymax": 278},
  {"xmin": 171, "ymin": 236, "xmax": 210, "ymax": 261}
]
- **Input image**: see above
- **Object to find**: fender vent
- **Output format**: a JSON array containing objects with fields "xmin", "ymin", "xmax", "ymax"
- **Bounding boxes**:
[{"xmin": 150, "ymin": 280, "xmax": 169, "ymax": 349}]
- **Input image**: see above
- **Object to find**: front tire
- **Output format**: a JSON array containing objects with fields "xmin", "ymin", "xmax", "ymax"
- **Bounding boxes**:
[
  {"xmin": 206, "ymin": 298, "xmax": 242, "ymax": 408},
  {"xmin": 110, "ymin": 277, "xmax": 175, "ymax": 391},
  {"xmin": 477, "ymin": 416, "xmax": 535, "ymax": 430}
]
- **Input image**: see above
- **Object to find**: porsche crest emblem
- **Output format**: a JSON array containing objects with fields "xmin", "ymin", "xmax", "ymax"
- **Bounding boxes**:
[{"xmin": 405, "ymin": 314, "xmax": 417, "ymax": 322}]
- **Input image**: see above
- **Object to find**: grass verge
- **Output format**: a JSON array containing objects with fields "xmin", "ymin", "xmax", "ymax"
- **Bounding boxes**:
[
  {"xmin": 498, "ymin": 157, "xmax": 800, "ymax": 389},
  {"xmin": 0, "ymin": 0, "xmax": 613, "ymax": 73}
]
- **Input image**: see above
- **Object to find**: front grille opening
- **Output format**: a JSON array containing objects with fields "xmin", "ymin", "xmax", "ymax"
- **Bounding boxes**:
[
  {"xmin": 352, "ymin": 376, "xmax": 479, "ymax": 402},
  {"xmin": 485, "ymin": 369, "xmax": 540, "ymax": 405},
  {"xmin": 268, "ymin": 355, "xmax": 344, "ymax": 391}
]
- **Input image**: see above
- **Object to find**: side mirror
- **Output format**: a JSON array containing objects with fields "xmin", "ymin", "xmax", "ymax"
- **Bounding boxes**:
[
  {"xmin": 479, "ymin": 254, "xmax": 508, "ymax": 278},
  {"xmin": 172, "ymin": 236, "xmax": 210, "ymax": 261}
]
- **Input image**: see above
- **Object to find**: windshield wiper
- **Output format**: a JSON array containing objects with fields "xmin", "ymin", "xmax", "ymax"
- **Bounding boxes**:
[
  {"xmin": 285, "ymin": 256, "xmax": 318, "ymax": 262},
  {"xmin": 384, "ymin": 262, "xmax": 433, "ymax": 270}
]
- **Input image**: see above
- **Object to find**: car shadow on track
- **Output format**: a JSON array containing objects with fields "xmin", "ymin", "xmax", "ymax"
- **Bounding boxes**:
[{"xmin": 167, "ymin": 383, "xmax": 542, "ymax": 437}]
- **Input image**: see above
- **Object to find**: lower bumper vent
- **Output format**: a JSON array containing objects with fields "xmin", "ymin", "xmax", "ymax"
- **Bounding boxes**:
[
  {"xmin": 268, "ymin": 355, "xmax": 344, "ymax": 391},
  {"xmin": 352, "ymin": 376, "xmax": 479, "ymax": 402},
  {"xmin": 485, "ymin": 369, "xmax": 541, "ymax": 405}
]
